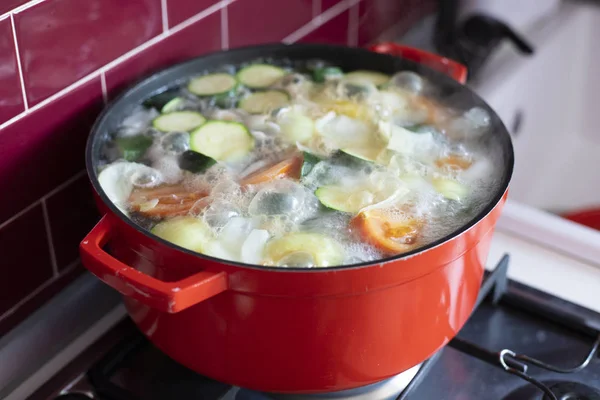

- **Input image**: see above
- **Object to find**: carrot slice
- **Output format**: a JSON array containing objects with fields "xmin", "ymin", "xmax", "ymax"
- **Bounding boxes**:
[
  {"xmin": 352, "ymin": 209, "xmax": 422, "ymax": 255},
  {"xmin": 435, "ymin": 155, "xmax": 473, "ymax": 170},
  {"xmin": 240, "ymin": 154, "xmax": 303, "ymax": 186},
  {"xmin": 129, "ymin": 184, "xmax": 208, "ymax": 218}
]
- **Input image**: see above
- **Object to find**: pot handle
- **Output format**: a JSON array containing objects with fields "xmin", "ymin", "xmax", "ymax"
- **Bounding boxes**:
[
  {"xmin": 368, "ymin": 42, "xmax": 468, "ymax": 84},
  {"xmin": 80, "ymin": 216, "xmax": 228, "ymax": 313}
]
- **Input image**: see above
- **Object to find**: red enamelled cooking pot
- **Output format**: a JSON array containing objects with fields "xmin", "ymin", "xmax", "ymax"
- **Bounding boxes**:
[{"xmin": 80, "ymin": 43, "xmax": 513, "ymax": 394}]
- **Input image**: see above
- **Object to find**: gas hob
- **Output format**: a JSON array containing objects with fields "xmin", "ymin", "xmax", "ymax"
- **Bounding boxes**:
[{"xmin": 32, "ymin": 254, "xmax": 600, "ymax": 400}]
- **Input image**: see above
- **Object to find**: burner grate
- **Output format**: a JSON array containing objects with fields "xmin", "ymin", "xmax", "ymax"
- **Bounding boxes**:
[{"xmin": 439, "ymin": 254, "xmax": 600, "ymax": 400}]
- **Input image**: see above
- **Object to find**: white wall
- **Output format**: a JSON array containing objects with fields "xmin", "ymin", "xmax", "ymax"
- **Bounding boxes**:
[{"xmin": 471, "ymin": 2, "xmax": 600, "ymax": 214}]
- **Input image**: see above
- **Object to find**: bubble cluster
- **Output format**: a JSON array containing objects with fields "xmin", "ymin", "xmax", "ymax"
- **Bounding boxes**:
[{"xmin": 98, "ymin": 59, "xmax": 505, "ymax": 268}]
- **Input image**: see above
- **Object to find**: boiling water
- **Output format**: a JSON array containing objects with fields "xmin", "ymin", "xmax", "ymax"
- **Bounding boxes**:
[{"xmin": 97, "ymin": 58, "xmax": 504, "ymax": 267}]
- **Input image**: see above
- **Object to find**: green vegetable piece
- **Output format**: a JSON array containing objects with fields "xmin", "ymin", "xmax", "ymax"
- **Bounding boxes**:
[
  {"xmin": 301, "ymin": 152, "xmax": 321, "ymax": 177},
  {"xmin": 161, "ymin": 97, "xmax": 186, "ymax": 113},
  {"xmin": 116, "ymin": 135, "xmax": 153, "ymax": 161},
  {"xmin": 214, "ymin": 92, "xmax": 238, "ymax": 109},
  {"xmin": 313, "ymin": 67, "xmax": 343, "ymax": 83},
  {"xmin": 179, "ymin": 150, "xmax": 217, "ymax": 173},
  {"xmin": 143, "ymin": 89, "xmax": 179, "ymax": 111}
]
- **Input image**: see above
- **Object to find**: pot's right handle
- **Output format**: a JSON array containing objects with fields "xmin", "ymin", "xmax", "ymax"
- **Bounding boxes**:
[
  {"xmin": 80, "ymin": 216, "xmax": 227, "ymax": 313},
  {"xmin": 369, "ymin": 42, "xmax": 468, "ymax": 84}
]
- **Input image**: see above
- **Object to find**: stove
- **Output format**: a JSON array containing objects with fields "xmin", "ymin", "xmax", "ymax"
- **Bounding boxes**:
[{"xmin": 30, "ymin": 254, "xmax": 600, "ymax": 400}]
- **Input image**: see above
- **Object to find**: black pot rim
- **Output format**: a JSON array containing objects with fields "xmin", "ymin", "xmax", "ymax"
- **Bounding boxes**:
[{"xmin": 86, "ymin": 42, "xmax": 514, "ymax": 273}]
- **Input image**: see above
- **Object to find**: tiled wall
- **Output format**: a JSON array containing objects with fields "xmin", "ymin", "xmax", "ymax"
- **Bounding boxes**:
[{"xmin": 0, "ymin": 0, "xmax": 435, "ymax": 334}]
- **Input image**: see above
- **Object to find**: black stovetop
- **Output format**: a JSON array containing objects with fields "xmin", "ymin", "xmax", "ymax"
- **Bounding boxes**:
[{"xmin": 35, "ymin": 255, "xmax": 600, "ymax": 400}]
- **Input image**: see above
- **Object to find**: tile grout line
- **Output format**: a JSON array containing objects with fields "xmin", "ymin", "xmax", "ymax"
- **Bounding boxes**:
[
  {"xmin": 283, "ymin": 0, "xmax": 358, "ymax": 44},
  {"xmin": 0, "ymin": 0, "xmax": 46, "ymax": 21},
  {"xmin": 221, "ymin": 2, "xmax": 229, "ymax": 50},
  {"xmin": 0, "ymin": 259, "xmax": 81, "ymax": 324},
  {"xmin": 347, "ymin": 2, "xmax": 359, "ymax": 46},
  {"xmin": 100, "ymin": 72, "xmax": 108, "ymax": 105},
  {"xmin": 0, "ymin": 170, "xmax": 86, "ymax": 232},
  {"xmin": 9, "ymin": 14, "xmax": 28, "ymax": 111},
  {"xmin": 161, "ymin": 0, "xmax": 169, "ymax": 32},
  {"xmin": 0, "ymin": 1, "xmax": 227, "ymax": 132},
  {"xmin": 312, "ymin": 0, "xmax": 321, "ymax": 19},
  {"xmin": 41, "ymin": 199, "xmax": 59, "ymax": 276}
]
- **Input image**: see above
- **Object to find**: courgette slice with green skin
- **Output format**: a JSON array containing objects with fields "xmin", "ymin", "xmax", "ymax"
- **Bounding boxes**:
[
  {"xmin": 340, "ymin": 147, "xmax": 381, "ymax": 163},
  {"xmin": 153, "ymin": 111, "xmax": 206, "ymax": 132},
  {"xmin": 431, "ymin": 178, "xmax": 468, "ymax": 201},
  {"xmin": 344, "ymin": 70, "xmax": 390, "ymax": 87},
  {"xmin": 188, "ymin": 73, "xmax": 238, "ymax": 96},
  {"xmin": 300, "ymin": 151, "xmax": 321, "ymax": 177},
  {"xmin": 237, "ymin": 64, "xmax": 286, "ymax": 88},
  {"xmin": 151, "ymin": 216, "xmax": 214, "ymax": 254},
  {"xmin": 161, "ymin": 97, "xmax": 186, "ymax": 113},
  {"xmin": 190, "ymin": 120, "xmax": 254, "ymax": 162},
  {"xmin": 179, "ymin": 150, "xmax": 217, "ymax": 173},
  {"xmin": 264, "ymin": 232, "xmax": 345, "ymax": 267},
  {"xmin": 278, "ymin": 110, "xmax": 314, "ymax": 143},
  {"xmin": 313, "ymin": 67, "xmax": 343, "ymax": 83},
  {"xmin": 315, "ymin": 185, "xmax": 371, "ymax": 213},
  {"xmin": 239, "ymin": 90, "xmax": 289, "ymax": 114},
  {"xmin": 143, "ymin": 89, "xmax": 179, "ymax": 110},
  {"xmin": 116, "ymin": 135, "xmax": 153, "ymax": 162},
  {"xmin": 213, "ymin": 92, "xmax": 238, "ymax": 109}
]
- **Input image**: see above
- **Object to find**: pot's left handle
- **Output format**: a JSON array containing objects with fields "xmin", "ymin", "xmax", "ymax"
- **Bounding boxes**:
[{"xmin": 79, "ymin": 216, "xmax": 227, "ymax": 313}]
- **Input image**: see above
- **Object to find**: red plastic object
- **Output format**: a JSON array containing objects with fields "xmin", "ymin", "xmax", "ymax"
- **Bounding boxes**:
[
  {"xmin": 562, "ymin": 208, "xmax": 600, "ymax": 231},
  {"xmin": 79, "ymin": 45, "xmax": 510, "ymax": 393},
  {"xmin": 80, "ymin": 188, "xmax": 507, "ymax": 393},
  {"xmin": 369, "ymin": 42, "xmax": 468, "ymax": 84},
  {"xmin": 80, "ymin": 216, "xmax": 227, "ymax": 313}
]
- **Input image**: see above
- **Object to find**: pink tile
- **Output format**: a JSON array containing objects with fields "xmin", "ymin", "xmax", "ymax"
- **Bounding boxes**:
[
  {"xmin": 0, "ymin": 0, "xmax": 29, "ymax": 15},
  {"xmin": 13, "ymin": 0, "xmax": 162, "ymax": 106},
  {"xmin": 299, "ymin": 10, "xmax": 349, "ymax": 45},
  {"xmin": 46, "ymin": 175, "xmax": 100, "ymax": 271},
  {"xmin": 228, "ymin": 0, "xmax": 313, "ymax": 48},
  {"xmin": 105, "ymin": 10, "xmax": 221, "ymax": 99},
  {"xmin": 0, "ymin": 16, "xmax": 25, "ymax": 124},
  {"xmin": 167, "ymin": 0, "xmax": 218, "ymax": 27},
  {"xmin": 0, "ymin": 204, "xmax": 54, "ymax": 317},
  {"xmin": 321, "ymin": 0, "xmax": 344, "ymax": 12},
  {"xmin": 358, "ymin": 0, "xmax": 435, "ymax": 46},
  {"xmin": 0, "ymin": 77, "xmax": 103, "ymax": 225}
]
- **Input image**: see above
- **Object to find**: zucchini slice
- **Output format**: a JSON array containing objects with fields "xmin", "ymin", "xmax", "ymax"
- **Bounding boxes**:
[
  {"xmin": 153, "ymin": 111, "xmax": 206, "ymax": 132},
  {"xmin": 178, "ymin": 150, "xmax": 217, "ymax": 173},
  {"xmin": 151, "ymin": 216, "xmax": 214, "ymax": 254},
  {"xmin": 161, "ymin": 97, "xmax": 186, "ymax": 113},
  {"xmin": 264, "ymin": 232, "xmax": 344, "ymax": 267},
  {"xmin": 313, "ymin": 66, "xmax": 343, "ymax": 83},
  {"xmin": 237, "ymin": 64, "xmax": 286, "ymax": 88},
  {"xmin": 239, "ymin": 90, "xmax": 289, "ymax": 114},
  {"xmin": 116, "ymin": 135, "xmax": 153, "ymax": 161},
  {"xmin": 143, "ymin": 89, "xmax": 179, "ymax": 110},
  {"xmin": 340, "ymin": 147, "xmax": 382, "ymax": 163},
  {"xmin": 315, "ymin": 185, "xmax": 374, "ymax": 213},
  {"xmin": 188, "ymin": 73, "xmax": 238, "ymax": 96},
  {"xmin": 300, "ymin": 151, "xmax": 321, "ymax": 177},
  {"xmin": 344, "ymin": 70, "xmax": 390, "ymax": 87},
  {"xmin": 278, "ymin": 110, "xmax": 314, "ymax": 143},
  {"xmin": 431, "ymin": 178, "xmax": 468, "ymax": 201},
  {"xmin": 190, "ymin": 120, "xmax": 254, "ymax": 162}
]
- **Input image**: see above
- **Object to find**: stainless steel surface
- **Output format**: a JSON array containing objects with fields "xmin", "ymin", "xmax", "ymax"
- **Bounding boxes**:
[{"xmin": 0, "ymin": 272, "xmax": 122, "ymax": 398}]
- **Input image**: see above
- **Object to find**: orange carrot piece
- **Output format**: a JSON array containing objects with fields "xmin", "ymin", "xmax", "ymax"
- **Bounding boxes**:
[
  {"xmin": 240, "ymin": 154, "xmax": 303, "ymax": 186},
  {"xmin": 129, "ymin": 184, "xmax": 208, "ymax": 218},
  {"xmin": 435, "ymin": 155, "xmax": 473, "ymax": 170}
]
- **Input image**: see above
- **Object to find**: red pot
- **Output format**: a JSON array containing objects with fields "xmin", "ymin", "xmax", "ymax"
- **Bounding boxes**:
[{"xmin": 80, "ymin": 43, "xmax": 513, "ymax": 393}]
